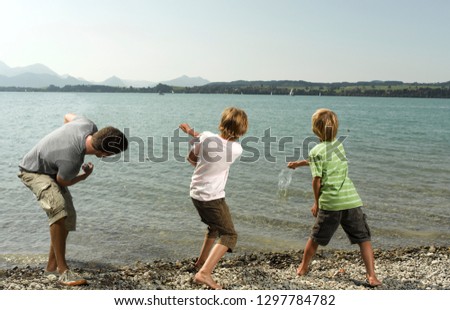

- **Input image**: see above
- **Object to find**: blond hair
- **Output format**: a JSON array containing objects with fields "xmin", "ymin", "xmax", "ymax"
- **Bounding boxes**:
[
  {"xmin": 219, "ymin": 107, "xmax": 248, "ymax": 140},
  {"xmin": 311, "ymin": 108, "xmax": 339, "ymax": 142}
]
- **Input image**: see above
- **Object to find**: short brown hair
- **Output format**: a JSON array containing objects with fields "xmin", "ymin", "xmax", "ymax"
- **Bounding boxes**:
[
  {"xmin": 311, "ymin": 108, "xmax": 339, "ymax": 142},
  {"xmin": 91, "ymin": 127, "xmax": 128, "ymax": 154},
  {"xmin": 219, "ymin": 107, "xmax": 248, "ymax": 140}
]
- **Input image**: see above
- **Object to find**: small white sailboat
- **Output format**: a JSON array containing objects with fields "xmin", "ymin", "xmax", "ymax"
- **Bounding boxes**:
[{"xmin": 289, "ymin": 89, "xmax": 294, "ymax": 96}]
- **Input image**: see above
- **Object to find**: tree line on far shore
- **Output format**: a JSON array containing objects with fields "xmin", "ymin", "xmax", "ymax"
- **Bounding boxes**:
[{"xmin": 1, "ymin": 80, "xmax": 450, "ymax": 98}]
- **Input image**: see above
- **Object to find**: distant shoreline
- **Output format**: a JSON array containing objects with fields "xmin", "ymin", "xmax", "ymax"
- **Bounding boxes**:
[
  {"xmin": 1, "ymin": 80, "xmax": 450, "ymax": 98},
  {"xmin": 1, "ymin": 246, "xmax": 448, "ymax": 290}
]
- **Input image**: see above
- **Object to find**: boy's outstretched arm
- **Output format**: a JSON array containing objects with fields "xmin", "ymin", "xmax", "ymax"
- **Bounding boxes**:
[
  {"xmin": 179, "ymin": 123, "xmax": 200, "ymax": 137},
  {"xmin": 180, "ymin": 123, "xmax": 200, "ymax": 166},
  {"xmin": 287, "ymin": 159, "xmax": 309, "ymax": 169}
]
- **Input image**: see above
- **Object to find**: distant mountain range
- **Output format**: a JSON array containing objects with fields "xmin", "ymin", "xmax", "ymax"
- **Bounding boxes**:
[
  {"xmin": 0, "ymin": 61, "xmax": 210, "ymax": 88},
  {"xmin": 2, "ymin": 61, "xmax": 449, "ymax": 99},
  {"xmin": 160, "ymin": 75, "xmax": 210, "ymax": 87}
]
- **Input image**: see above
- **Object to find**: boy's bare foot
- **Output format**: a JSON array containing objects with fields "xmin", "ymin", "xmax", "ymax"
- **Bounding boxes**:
[
  {"xmin": 296, "ymin": 264, "xmax": 309, "ymax": 276},
  {"xmin": 367, "ymin": 275, "xmax": 382, "ymax": 287},
  {"xmin": 367, "ymin": 276, "xmax": 382, "ymax": 287},
  {"xmin": 194, "ymin": 272, "xmax": 222, "ymax": 290}
]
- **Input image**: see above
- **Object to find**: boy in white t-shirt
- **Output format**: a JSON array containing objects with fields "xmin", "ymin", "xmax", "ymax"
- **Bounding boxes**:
[{"xmin": 179, "ymin": 107, "xmax": 248, "ymax": 290}]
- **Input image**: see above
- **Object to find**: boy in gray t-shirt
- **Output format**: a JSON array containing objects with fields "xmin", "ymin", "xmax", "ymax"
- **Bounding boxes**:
[
  {"xmin": 18, "ymin": 113, "xmax": 128, "ymax": 286},
  {"xmin": 20, "ymin": 115, "xmax": 98, "ymax": 180}
]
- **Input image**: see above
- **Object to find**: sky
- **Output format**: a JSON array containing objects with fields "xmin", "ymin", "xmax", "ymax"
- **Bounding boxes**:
[{"xmin": 0, "ymin": 0, "xmax": 449, "ymax": 83}]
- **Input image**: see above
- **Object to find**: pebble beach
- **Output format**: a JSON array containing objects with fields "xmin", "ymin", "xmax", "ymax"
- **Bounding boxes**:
[{"xmin": 1, "ymin": 246, "xmax": 448, "ymax": 290}]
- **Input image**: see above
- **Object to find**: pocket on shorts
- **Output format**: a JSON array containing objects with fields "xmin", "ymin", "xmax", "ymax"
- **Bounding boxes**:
[
  {"xmin": 40, "ymin": 182, "xmax": 68, "ymax": 213},
  {"xmin": 37, "ymin": 183, "xmax": 52, "ymax": 200}
]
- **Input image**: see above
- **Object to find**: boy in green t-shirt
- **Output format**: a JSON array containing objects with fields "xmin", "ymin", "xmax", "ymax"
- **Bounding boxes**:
[{"xmin": 288, "ymin": 108, "xmax": 381, "ymax": 287}]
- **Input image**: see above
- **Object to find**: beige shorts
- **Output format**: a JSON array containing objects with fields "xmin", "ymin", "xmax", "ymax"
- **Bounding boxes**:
[{"xmin": 18, "ymin": 171, "xmax": 76, "ymax": 231}]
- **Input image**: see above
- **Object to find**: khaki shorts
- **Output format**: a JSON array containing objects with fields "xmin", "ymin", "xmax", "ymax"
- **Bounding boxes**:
[
  {"xmin": 192, "ymin": 198, "xmax": 237, "ymax": 252},
  {"xmin": 18, "ymin": 171, "xmax": 76, "ymax": 231}
]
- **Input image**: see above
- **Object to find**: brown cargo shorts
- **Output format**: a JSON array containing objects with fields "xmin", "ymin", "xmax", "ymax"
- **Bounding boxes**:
[
  {"xmin": 191, "ymin": 197, "xmax": 237, "ymax": 252},
  {"xmin": 18, "ymin": 171, "xmax": 76, "ymax": 231}
]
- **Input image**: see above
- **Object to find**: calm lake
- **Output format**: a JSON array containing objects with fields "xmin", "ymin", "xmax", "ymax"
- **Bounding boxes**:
[{"xmin": 1, "ymin": 92, "xmax": 449, "ymax": 268}]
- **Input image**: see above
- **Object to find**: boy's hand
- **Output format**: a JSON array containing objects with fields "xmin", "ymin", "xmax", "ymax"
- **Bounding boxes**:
[
  {"xmin": 179, "ymin": 123, "xmax": 192, "ymax": 134},
  {"xmin": 179, "ymin": 123, "xmax": 199, "ymax": 137},
  {"xmin": 287, "ymin": 160, "xmax": 308, "ymax": 169},
  {"xmin": 311, "ymin": 202, "xmax": 319, "ymax": 217},
  {"xmin": 82, "ymin": 162, "xmax": 94, "ymax": 176},
  {"xmin": 287, "ymin": 161, "xmax": 298, "ymax": 169},
  {"xmin": 187, "ymin": 150, "xmax": 198, "ymax": 167}
]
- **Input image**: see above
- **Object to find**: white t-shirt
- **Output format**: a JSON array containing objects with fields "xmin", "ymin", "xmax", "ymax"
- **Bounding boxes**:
[{"xmin": 190, "ymin": 131, "xmax": 243, "ymax": 201}]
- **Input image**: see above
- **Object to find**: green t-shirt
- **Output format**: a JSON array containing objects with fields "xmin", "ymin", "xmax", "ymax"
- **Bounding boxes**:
[{"xmin": 308, "ymin": 140, "xmax": 362, "ymax": 211}]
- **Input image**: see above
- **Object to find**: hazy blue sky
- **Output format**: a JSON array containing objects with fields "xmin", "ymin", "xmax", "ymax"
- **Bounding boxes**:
[{"xmin": 1, "ymin": 0, "xmax": 449, "ymax": 83}]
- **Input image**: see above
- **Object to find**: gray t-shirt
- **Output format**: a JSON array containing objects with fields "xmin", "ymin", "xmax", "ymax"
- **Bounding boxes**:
[{"xmin": 19, "ymin": 116, "xmax": 98, "ymax": 180}]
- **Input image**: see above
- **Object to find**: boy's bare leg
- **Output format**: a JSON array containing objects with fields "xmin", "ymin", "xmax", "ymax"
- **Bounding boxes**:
[
  {"xmin": 195, "ymin": 237, "xmax": 215, "ymax": 269},
  {"xmin": 359, "ymin": 241, "xmax": 382, "ymax": 287},
  {"xmin": 46, "ymin": 228, "xmax": 69, "ymax": 272},
  {"xmin": 49, "ymin": 218, "xmax": 70, "ymax": 274},
  {"xmin": 194, "ymin": 243, "xmax": 228, "ymax": 289},
  {"xmin": 297, "ymin": 238, "xmax": 319, "ymax": 276},
  {"xmin": 46, "ymin": 245, "xmax": 57, "ymax": 272}
]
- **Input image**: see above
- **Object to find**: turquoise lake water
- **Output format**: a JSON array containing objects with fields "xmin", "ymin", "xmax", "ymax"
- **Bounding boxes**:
[{"xmin": 1, "ymin": 92, "xmax": 449, "ymax": 268}]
